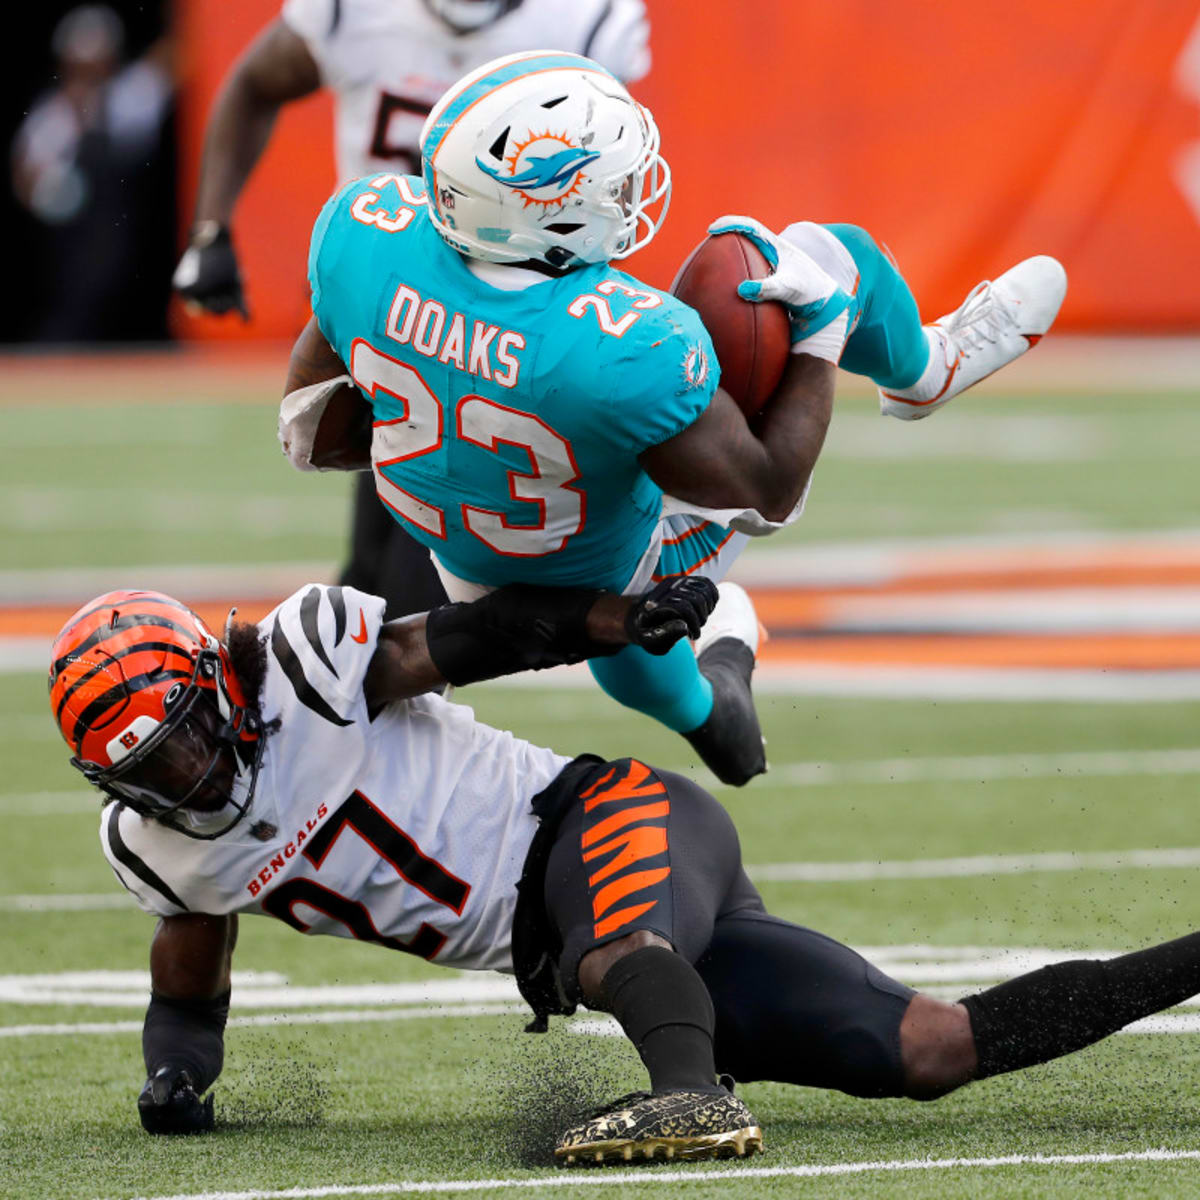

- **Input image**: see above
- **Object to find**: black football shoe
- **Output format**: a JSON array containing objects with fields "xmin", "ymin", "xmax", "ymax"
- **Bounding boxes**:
[
  {"xmin": 554, "ymin": 1088, "xmax": 763, "ymax": 1167},
  {"xmin": 683, "ymin": 582, "xmax": 767, "ymax": 787}
]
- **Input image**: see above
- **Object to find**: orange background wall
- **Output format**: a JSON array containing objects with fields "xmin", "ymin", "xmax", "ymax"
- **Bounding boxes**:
[{"xmin": 173, "ymin": 0, "xmax": 1200, "ymax": 341}]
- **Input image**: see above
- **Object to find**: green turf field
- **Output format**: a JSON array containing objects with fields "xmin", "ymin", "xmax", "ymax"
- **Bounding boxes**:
[{"xmin": 3, "ymin": 369, "xmax": 1200, "ymax": 1198}]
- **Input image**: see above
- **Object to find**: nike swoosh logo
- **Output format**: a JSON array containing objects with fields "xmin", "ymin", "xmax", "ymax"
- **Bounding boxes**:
[
  {"xmin": 350, "ymin": 611, "xmax": 368, "ymax": 644},
  {"xmin": 881, "ymin": 351, "xmax": 961, "ymax": 409}
]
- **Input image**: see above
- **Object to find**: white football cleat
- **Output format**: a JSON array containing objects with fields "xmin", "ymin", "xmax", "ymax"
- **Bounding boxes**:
[
  {"xmin": 879, "ymin": 255, "xmax": 1067, "ymax": 420},
  {"xmin": 692, "ymin": 581, "xmax": 762, "ymax": 659}
]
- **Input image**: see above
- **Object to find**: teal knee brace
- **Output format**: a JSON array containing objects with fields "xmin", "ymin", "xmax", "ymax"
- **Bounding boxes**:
[
  {"xmin": 823, "ymin": 223, "xmax": 930, "ymax": 390},
  {"xmin": 588, "ymin": 638, "xmax": 714, "ymax": 733}
]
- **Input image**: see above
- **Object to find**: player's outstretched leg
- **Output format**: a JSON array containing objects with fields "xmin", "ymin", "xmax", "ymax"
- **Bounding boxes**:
[
  {"xmin": 540, "ymin": 761, "xmax": 764, "ymax": 1165},
  {"xmin": 956, "ymin": 930, "xmax": 1200, "ymax": 1084},
  {"xmin": 878, "ymin": 256, "xmax": 1068, "ymax": 420},
  {"xmin": 683, "ymin": 582, "xmax": 766, "ymax": 787},
  {"xmin": 587, "ymin": 582, "xmax": 766, "ymax": 786}
]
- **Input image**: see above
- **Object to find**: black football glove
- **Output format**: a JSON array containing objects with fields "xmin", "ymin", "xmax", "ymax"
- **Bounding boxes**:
[
  {"xmin": 172, "ymin": 221, "xmax": 249, "ymax": 320},
  {"xmin": 138, "ymin": 1065, "xmax": 215, "ymax": 1135},
  {"xmin": 625, "ymin": 576, "xmax": 718, "ymax": 655}
]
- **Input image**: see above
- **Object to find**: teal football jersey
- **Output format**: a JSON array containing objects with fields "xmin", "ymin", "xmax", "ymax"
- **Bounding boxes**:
[{"xmin": 309, "ymin": 174, "xmax": 718, "ymax": 592}]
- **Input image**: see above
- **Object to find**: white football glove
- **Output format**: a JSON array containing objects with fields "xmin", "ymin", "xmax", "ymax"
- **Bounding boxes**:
[{"xmin": 708, "ymin": 215, "xmax": 854, "ymax": 362}]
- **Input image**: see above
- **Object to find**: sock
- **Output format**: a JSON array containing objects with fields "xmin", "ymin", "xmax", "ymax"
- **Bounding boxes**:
[
  {"xmin": 589, "ymin": 639, "xmax": 713, "ymax": 733},
  {"xmin": 880, "ymin": 326, "xmax": 950, "ymax": 399},
  {"xmin": 600, "ymin": 945, "xmax": 722, "ymax": 1094},
  {"xmin": 962, "ymin": 932, "xmax": 1200, "ymax": 1079}
]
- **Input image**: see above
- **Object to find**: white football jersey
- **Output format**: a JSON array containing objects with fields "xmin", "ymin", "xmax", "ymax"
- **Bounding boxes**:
[
  {"xmin": 99, "ymin": 584, "xmax": 571, "ymax": 973},
  {"xmin": 280, "ymin": 0, "xmax": 651, "ymax": 182}
]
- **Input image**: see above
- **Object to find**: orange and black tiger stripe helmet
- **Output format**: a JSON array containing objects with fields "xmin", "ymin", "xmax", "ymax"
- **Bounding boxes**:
[{"xmin": 48, "ymin": 590, "xmax": 261, "ymax": 835}]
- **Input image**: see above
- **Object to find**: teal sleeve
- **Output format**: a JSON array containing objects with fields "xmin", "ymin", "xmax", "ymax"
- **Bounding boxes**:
[
  {"xmin": 597, "ymin": 303, "xmax": 719, "ymax": 454},
  {"xmin": 306, "ymin": 179, "xmax": 370, "ymax": 355}
]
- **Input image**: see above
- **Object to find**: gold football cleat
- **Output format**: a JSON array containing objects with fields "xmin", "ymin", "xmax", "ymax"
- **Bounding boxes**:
[{"xmin": 554, "ymin": 1089, "xmax": 764, "ymax": 1167}]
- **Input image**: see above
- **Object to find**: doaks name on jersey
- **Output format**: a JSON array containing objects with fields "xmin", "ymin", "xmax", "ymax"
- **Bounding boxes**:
[{"xmin": 384, "ymin": 282, "xmax": 526, "ymax": 388}]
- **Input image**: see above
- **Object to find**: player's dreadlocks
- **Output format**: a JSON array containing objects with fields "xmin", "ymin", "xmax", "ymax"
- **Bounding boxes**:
[{"xmin": 225, "ymin": 621, "xmax": 270, "ymax": 712}]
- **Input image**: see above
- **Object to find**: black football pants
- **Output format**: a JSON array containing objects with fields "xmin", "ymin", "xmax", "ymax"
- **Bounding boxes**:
[{"xmin": 541, "ymin": 758, "xmax": 914, "ymax": 1098}]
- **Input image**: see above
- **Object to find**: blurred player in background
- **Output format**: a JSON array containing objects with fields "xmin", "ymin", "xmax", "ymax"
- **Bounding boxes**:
[
  {"xmin": 11, "ymin": 4, "xmax": 175, "ymax": 342},
  {"xmin": 282, "ymin": 51, "xmax": 1067, "ymax": 786},
  {"xmin": 173, "ymin": 0, "xmax": 651, "ymax": 619}
]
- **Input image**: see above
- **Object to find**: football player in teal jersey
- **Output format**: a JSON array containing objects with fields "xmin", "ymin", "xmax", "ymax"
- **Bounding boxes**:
[{"xmin": 282, "ymin": 50, "xmax": 1067, "ymax": 785}]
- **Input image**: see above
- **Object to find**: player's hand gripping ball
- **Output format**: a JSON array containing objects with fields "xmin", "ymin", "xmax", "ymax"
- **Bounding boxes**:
[{"xmin": 670, "ymin": 227, "xmax": 791, "ymax": 418}]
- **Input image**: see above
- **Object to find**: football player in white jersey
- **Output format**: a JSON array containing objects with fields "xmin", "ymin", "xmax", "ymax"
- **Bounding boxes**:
[
  {"xmin": 172, "ymin": 0, "xmax": 650, "ymax": 621},
  {"xmin": 51, "ymin": 578, "xmax": 1200, "ymax": 1165}
]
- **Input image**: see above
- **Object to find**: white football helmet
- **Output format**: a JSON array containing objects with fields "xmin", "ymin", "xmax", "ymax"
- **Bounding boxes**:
[{"xmin": 420, "ymin": 51, "xmax": 671, "ymax": 269}]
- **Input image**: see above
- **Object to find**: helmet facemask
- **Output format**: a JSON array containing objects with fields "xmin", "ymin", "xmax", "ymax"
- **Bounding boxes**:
[
  {"xmin": 609, "ymin": 102, "xmax": 671, "ymax": 261},
  {"xmin": 72, "ymin": 643, "xmax": 264, "ymax": 839}
]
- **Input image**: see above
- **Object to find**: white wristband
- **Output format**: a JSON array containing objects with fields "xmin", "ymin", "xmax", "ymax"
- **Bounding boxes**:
[
  {"xmin": 278, "ymin": 375, "xmax": 353, "ymax": 472},
  {"xmin": 790, "ymin": 308, "xmax": 851, "ymax": 364}
]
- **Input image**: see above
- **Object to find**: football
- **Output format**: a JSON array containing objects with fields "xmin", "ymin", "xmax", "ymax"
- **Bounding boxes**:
[{"xmin": 670, "ymin": 232, "xmax": 791, "ymax": 418}]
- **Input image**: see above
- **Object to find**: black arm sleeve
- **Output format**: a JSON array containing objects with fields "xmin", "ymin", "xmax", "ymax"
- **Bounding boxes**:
[
  {"xmin": 424, "ymin": 585, "xmax": 617, "ymax": 687},
  {"xmin": 143, "ymin": 989, "xmax": 230, "ymax": 1093}
]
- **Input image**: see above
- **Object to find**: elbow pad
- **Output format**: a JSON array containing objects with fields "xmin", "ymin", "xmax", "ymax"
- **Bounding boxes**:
[
  {"xmin": 425, "ymin": 585, "xmax": 613, "ymax": 686},
  {"xmin": 143, "ymin": 989, "xmax": 230, "ymax": 1094},
  {"xmin": 278, "ymin": 375, "xmax": 352, "ymax": 471}
]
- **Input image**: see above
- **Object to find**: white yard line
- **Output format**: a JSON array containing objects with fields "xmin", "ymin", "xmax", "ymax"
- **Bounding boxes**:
[
  {"xmin": 1, "ymin": 1004, "xmax": 529, "ymax": 1040},
  {"xmin": 735, "ymin": 746, "xmax": 1200, "ymax": 788},
  {"xmin": 8, "ymin": 947, "xmax": 1200, "ymax": 1041},
  {"xmin": 10, "ymin": 1004, "xmax": 1200, "ymax": 1043},
  {"xmin": 95, "ymin": 1148, "xmax": 1200, "ymax": 1200},
  {"xmin": 0, "ymin": 790, "xmax": 99, "ymax": 814},
  {"xmin": 10, "ymin": 837, "xmax": 1200, "ymax": 915},
  {"xmin": 747, "ymin": 847, "xmax": 1200, "ymax": 883}
]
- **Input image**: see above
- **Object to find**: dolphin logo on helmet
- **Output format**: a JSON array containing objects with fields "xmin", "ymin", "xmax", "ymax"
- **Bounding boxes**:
[{"xmin": 475, "ymin": 143, "xmax": 600, "ymax": 194}]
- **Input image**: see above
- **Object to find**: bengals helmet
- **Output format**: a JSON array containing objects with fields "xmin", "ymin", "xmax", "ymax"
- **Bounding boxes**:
[{"xmin": 48, "ymin": 590, "xmax": 263, "ymax": 838}]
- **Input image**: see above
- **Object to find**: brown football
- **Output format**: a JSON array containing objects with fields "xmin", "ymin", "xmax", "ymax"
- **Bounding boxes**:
[{"xmin": 670, "ymin": 232, "xmax": 790, "ymax": 418}]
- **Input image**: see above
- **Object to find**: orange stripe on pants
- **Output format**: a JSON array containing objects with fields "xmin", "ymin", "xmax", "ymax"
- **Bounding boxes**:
[
  {"xmin": 580, "ymin": 800, "xmax": 670, "ymax": 850},
  {"xmin": 582, "ymin": 760, "xmax": 667, "ymax": 811},
  {"xmin": 584, "ymin": 824, "xmax": 669, "ymax": 886},
  {"xmin": 592, "ymin": 866, "xmax": 670, "ymax": 922},
  {"xmin": 594, "ymin": 900, "xmax": 659, "ymax": 940}
]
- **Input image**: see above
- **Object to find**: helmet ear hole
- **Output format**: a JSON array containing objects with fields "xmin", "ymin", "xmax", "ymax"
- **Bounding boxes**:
[{"xmin": 487, "ymin": 128, "xmax": 509, "ymax": 159}]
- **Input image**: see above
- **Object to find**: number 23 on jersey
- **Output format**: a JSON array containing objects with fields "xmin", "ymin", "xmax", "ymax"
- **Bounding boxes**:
[{"xmin": 350, "ymin": 340, "xmax": 585, "ymax": 558}]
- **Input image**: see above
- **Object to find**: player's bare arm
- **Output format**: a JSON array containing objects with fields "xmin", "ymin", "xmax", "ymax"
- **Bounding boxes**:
[
  {"xmin": 174, "ymin": 20, "xmax": 321, "ymax": 317},
  {"xmin": 363, "ymin": 579, "xmax": 718, "ymax": 706},
  {"xmin": 138, "ymin": 913, "xmax": 238, "ymax": 1135},
  {"xmin": 638, "ymin": 352, "xmax": 835, "ymax": 522},
  {"xmin": 192, "ymin": 21, "xmax": 320, "ymax": 228},
  {"xmin": 151, "ymin": 913, "xmax": 236, "ymax": 998}
]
